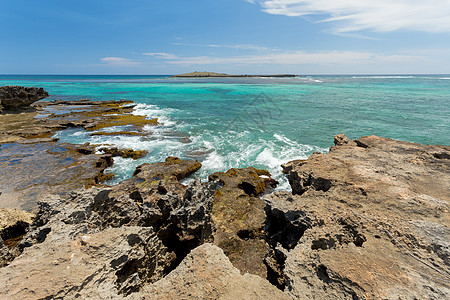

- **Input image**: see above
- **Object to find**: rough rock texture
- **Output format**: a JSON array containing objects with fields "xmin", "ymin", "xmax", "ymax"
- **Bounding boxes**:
[
  {"xmin": 209, "ymin": 167, "xmax": 278, "ymax": 278},
  {"xmin": 0, "ymin": 208, "xmax": 35, "ymax": 267},
  {"xmin": 0, "ymin": 86, "xmax": 48, "ymax": 111},
  {"xmin": 0, "ymin": 158, "xmax": 230, "ymax": 298},
  {"xmin": 141, "ymin": 243, "xmax": 290, "ymax": 299},
  {"xmin": 268, "ymin": 135, "xmax": 450, "ymax": 299}
]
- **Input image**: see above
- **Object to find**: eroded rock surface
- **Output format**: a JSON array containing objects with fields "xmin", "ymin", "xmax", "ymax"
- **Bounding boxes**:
[
  {"xmin": 0, "ymin": 100, "xmax": 159, "ymax": 210},
  {"xmin": 268, "ymin": 135, "xmax": 450, "ymax": 299},
  {"xmin": 141, "ymin": 243, "xmax": 290, "ymax": 300},
  {"xmin": 209, "ymin": 167, "xmax": 278, "ymax": 277},
  {"xmin": 0, "ymin": 158, "xmax": 224, "ymax": 298},
  {"xmin": 1, "ymin": 134, "xmax": 449, "ymax": 299}
]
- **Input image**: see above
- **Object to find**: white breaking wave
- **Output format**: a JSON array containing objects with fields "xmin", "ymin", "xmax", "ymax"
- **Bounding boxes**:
[{"xmin": 352, "ymin": 76, "xmax": 415, "ymax": 79}]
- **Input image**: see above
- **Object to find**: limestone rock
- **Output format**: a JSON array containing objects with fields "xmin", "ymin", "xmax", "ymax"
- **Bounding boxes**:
[
  {"xmin": 209, "ymin": 167, "xmax": 277, "ymax": 278},
  {"xmin": 0, "ymin": 208, "xmax": 34, "ymax": 267},
  {"xmin": 0, "ymin": 86, "xmax": 48, "ymax": 110},
  {"xmin": 268, "ymin": 135, "xmax": 450, "ymax": 299},
  {"xmin": 0, "ymin": 208, "xmax": 34, "ymax": 240},
  {"xmin": 141, "ymin": 243, "xmax": 290, "ymax": 299}
]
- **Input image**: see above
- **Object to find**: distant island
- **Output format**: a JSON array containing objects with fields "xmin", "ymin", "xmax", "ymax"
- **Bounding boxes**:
[{"xmin": 172, "ymin": 71, "xmax": 299, "ymax": 78}]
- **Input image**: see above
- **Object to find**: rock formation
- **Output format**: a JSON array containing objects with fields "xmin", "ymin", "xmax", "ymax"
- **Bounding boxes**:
[
  {"xmin": 1, "ymin": 131, "xmax": 449, "ymax": 299},
  {"xmin": 209, "ymin": 167, "xmax": 277, "ymax": 277},
  {"xmin": 266, "ymin": 135, "xmax": 450, "ymax": 299},
  {"xmin": 0, "ymin": 86, "xmax": 48, "ymax": 112}
]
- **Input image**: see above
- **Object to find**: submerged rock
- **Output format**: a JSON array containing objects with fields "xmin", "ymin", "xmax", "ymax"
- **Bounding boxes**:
[
  {"xmin": 0, "ymin": 86, "xmax": 48, "ymax": 112},
  {"xmin": 0, "ymin": 142, "xmax": 114, "ymax": 211}
]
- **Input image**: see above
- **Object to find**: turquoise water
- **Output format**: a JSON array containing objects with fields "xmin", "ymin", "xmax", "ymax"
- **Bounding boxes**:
[{"xmin": 1, "ymin": 75, "xmax": 449, "ymax": 189}]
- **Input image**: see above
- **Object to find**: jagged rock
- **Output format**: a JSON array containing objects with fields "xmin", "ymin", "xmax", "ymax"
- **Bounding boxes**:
[
  {"xmin": 266, "ymin": 135, "xmax": 450, "ymax": 299},
  {"xmin": 208, "ymin": 167, "xmax": 278, "ymax": 278},
  {"xmin": 141, "ymin": 243, "xmax": 290, "ymax": 299},
  {"xmin": 0, "ymin": 86, "xmax": 48, "ymax": 111},
  {"xmin": 333, "ymin": 133, "xmax": 349, "ymax": 146},
  {"xmin": 98, "ymin": 147, "xmax": 148, "ymax": 159},
  {"xmin": 0, "ymin": 158, "xmax": 217, "ymax": 298}
]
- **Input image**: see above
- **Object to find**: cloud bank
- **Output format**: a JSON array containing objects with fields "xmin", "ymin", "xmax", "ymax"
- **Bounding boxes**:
[{"xmin": 249, "ymin": 0, "xmax": 450, "ymax": 33}]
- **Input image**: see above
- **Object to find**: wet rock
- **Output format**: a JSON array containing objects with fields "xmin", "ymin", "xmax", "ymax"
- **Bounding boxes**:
[
  {"xmin": 98, "ymin": 147, "xmax": 148, "ymax": 159},
  {"xmin": 0, "ymin": 86, "xmax": 48, "ymax": 111},
  {"xmin": 0, "ymin": 99, "xmax": 154, "ymax": 143},
  {"xmin": 0, "ymin": 142, "xmax": 116, "ymax": 211},
  {"xmin": 265, "ymin": 135, "xmax": 450, "ymax": 299},
  {"xmin": 208, "ymin": 167, "xmax": 277, "ymax": 278}
]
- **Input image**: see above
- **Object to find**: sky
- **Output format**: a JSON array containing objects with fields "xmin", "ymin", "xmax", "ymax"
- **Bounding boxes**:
[{"xmin": 1, "ymin": 0, "xmax": 450, "ymax": 75}]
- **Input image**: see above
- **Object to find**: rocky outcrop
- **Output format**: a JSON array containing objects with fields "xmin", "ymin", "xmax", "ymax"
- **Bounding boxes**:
[
  {"xmin": 267, "ymin": 135, "xmax": 450, "ymax": 299},
  {"xmin": 0, "ymin": 86, "xmax": 48, "ymax": 112},
  {"xmin": 1, "ymin": 134, "xmax": 449, "ymax": 299},
  {"xmin": 0, "ymin": 99, "xmax": 160, "ymax": 210},
  {"xmin": 209, "ymin": 167, "xmax": 278, "ymax": 277},
  {"xmin": 0, "ymin": 142, "xmax": 116, "ymax": 211},
  {"xmin": 0, "ymin": 157, "xmax": 221, "ymax": 298}
]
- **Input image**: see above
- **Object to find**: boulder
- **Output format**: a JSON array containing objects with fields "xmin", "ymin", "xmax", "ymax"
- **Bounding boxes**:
[{"xmin": 0, "ymin": 86, "xmax": 48, "ymax": 111}]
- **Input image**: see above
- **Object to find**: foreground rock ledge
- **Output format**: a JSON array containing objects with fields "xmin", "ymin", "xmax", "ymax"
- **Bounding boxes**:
[{"xmin": 273, "ymin": 135, "xmax": 450, "ymax": 299}]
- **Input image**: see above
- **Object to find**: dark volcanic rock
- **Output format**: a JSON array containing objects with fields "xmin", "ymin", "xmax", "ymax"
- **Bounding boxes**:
[
  {"xmin": 268, "ymin": 135, "xmax": 450, "ymax": 299},
  {"xmin": 0, "ymin": 86, "xmax": 48, "ymax": 111}
]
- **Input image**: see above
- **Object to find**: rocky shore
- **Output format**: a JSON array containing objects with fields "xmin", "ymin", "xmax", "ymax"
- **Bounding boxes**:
[{"xmin": 0, "ymin": 87, "xmax": 449, "ymax": 299}]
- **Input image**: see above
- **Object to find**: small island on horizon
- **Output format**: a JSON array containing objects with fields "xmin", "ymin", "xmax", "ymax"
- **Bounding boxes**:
[{"xmin": 171, "ymin": 71, "xmax": 300, "ymax": 78}]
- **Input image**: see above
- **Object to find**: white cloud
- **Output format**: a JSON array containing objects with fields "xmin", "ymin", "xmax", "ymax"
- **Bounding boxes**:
[
  {"xmin": 143, "ymin": 52, "xmax": 180, "ymax": 59},
  {"xmin": 250, "ymin": 0, "xmax": 450, "ymax": 33},
  {"xmin": 172, "ymin": 42, "xmax": 275, "ymax": 52},
  {"xmin": 144, "ymin": 50, "xmax": 423, "ymax": 66},
  {"xmin": 101, "ymin": 57, "xmax": 140, "ymax": 66}
]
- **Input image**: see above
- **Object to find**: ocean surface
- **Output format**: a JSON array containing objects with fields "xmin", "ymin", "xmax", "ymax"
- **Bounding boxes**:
[{"xmin": 1, "ymin": 74, "xmax": 449, "ymax": 190}]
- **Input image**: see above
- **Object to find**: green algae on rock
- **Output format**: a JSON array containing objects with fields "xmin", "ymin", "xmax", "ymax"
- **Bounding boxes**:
[{"xmin": 208, "ymin": 167, "xmax": 278, "ymax": 278}]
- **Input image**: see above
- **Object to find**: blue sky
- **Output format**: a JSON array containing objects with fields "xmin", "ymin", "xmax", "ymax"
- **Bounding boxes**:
[{"xmin": 1, "ymin": 0, "xmax": 449, "ymax": 74}]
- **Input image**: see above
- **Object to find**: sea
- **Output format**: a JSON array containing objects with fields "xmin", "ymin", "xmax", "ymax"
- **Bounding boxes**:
[{"xmin": 1, "ymin": 74, "xmax": 449, "ymax": 190}]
